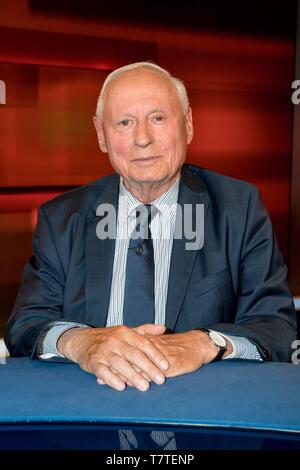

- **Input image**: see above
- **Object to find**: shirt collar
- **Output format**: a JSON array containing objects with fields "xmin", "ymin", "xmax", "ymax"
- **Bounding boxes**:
[{"xmin": 119, "ymin": 174, "xmax": 180, "ymax": 222}]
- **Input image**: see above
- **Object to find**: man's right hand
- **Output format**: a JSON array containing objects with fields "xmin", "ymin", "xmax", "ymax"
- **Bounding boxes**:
[{"xmin": 57, "ymin": 324, "xmax": 169, "ymax": 392}]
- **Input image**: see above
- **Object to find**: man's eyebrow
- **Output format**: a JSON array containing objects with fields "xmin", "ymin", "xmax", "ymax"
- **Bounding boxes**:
[
  {"xmin": 112, "ymin": 109, "xmax": 167, "ymax": 121},
  {"xmin": 147, "ymin": 108, "xmax": 167, "ymax": 115},
  {"xmin": 110, "ymin": 114, "xmax": 135, "ymax": 124},
  {"xmin": 119, "ymin": 113, "xmax": 136, "ymax": 118}
]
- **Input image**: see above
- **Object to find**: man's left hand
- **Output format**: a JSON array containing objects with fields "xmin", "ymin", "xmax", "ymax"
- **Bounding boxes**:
[{"xmin": 141, "ymin": 330, "xmax": 233, "ymax": 378}]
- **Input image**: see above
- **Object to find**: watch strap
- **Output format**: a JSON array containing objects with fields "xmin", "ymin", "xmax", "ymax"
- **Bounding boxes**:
[{"xmin": 198, "ymin": 328, "xmax": 227, "ymax": 361}]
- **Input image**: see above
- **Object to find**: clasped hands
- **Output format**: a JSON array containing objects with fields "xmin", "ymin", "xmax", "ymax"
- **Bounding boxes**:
[{"xmin": 57, "ymin": 324, "xmax": 228, "ymax": 392}]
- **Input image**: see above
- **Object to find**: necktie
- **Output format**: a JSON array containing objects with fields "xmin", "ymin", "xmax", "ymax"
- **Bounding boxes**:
[
  {"xmin": 123, "ymin": 204, "xmax": 157, "ymax": 327},
  {"xmin": 119, "ymin": 429, "xmax": 177, "ymax": 450}
]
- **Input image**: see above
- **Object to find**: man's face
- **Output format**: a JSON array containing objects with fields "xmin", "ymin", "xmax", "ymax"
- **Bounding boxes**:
[{"xmin": 94, "ymin": 69, "xmax": 193, "ymax": 187}]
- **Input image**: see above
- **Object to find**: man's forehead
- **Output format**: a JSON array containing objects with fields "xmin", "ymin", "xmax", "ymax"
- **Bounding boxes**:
[
  {"xmin": 108, "ymin": 68, "xmax": 172, "ymax": 91},
  {"xmin": 103, "ymin": 70, "xmax": 181, "ymax": 112}
]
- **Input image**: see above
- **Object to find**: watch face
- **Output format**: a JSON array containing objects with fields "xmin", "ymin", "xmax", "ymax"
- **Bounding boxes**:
[{"xmin": 209, "ymin": 331, "xmax": 227, "ymax": 348}]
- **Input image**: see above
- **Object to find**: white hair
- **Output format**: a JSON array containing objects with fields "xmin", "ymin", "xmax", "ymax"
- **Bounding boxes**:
[{"xmin": 95, "ymin": 61, "xmax": 190, "ymax": 118}]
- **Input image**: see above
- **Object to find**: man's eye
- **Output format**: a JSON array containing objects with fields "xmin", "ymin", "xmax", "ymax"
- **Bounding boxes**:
[
  {"xmin": 119, "ymin": 119, "xmax": 131, "ymax": 127},
  {"xmin": 153, "ymin": 115, "xmax": 165, "ymax": 123}
]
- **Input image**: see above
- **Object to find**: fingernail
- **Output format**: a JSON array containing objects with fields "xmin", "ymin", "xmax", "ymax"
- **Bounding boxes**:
[
  {"xmin": 117, "ymin": 383, "xmax": 125, "ymax": 391},
  {"xmin": 160, "ymin": 360, "xmax": 169, "ymax": 370},
  {"xmin": 155, "ymin": 374, "xmax": 165, "ymax": 384},
  {"xmin": 140, "ymin": 381, "xmax": 149, "ymax": 391}
]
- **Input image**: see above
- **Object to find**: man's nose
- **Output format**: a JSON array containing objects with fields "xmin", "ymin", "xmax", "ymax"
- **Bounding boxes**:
[{"xmin": 134, "ymin": 121, "xmax": 153, "ymax": 148}]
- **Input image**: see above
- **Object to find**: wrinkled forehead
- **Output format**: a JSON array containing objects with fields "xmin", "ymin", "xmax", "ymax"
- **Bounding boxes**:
[{"xmin": 102, "ymin": 69, "xmax": 182, "ymax": 116}]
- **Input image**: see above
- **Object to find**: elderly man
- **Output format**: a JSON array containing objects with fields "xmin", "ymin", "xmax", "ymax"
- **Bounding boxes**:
[{"xmin": 5, "ymin": 62, "xmax": 297, "ymax": 396}]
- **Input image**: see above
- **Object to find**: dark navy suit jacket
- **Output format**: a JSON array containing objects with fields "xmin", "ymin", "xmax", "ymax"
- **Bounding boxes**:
[{"xmin": 5, "ymin": 164, "xmax": 297, "ymax": 361}]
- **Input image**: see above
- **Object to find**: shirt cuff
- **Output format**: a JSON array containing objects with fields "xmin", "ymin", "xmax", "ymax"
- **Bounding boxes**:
[
  {"xmin": 39, "ymin": 322, "xmax": 91, "ymax": 360},
  {"xmin": 211, "ymin": 331, "xmax": 263, "ymax": 361}
]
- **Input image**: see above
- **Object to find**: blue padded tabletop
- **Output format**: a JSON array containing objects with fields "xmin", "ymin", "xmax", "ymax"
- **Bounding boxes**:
[{"xmin": 0, "ymin": 358, "xmax": 300, "ymax": 434}]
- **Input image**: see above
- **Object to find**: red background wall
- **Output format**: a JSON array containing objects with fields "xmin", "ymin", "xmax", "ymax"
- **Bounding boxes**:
[{"xmin": 0, "ymin": 1, "xmax": 296, "ymax": 333}]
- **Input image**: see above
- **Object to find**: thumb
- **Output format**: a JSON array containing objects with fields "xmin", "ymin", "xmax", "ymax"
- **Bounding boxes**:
[{"xmin": 134, "ymin": 324, "xmax": 166, "ymax": 336}]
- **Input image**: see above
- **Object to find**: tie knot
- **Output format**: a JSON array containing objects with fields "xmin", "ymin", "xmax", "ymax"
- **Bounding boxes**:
[
  {"xmin": 133, "ymin": 204, "xmax": 158, "ymax": 240},
  {"xmin": 136, "ymin": 204, "xmax": 153, "ymax": 225}
]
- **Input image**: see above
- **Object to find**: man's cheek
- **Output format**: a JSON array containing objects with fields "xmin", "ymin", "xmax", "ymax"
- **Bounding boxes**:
[
  {"xmin": 156, "ymin": 136, "xmax": 173, "ymax": 153},
  {"xmin": 160, "ymin": 138, "xmax": 182, "ymax": 157},
  {"xmin": 111, "ymin": 140, "xmax": 131, "ymax": 160}
]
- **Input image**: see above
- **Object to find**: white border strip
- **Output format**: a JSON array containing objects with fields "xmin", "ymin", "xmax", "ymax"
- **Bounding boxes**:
[
  {"xmin": 0, "ymin": 339, "xmax": 9, "ymax": 359},
  {"xmin": 294, "ymin": 296, "xmax": 300, "ymax": 311}
]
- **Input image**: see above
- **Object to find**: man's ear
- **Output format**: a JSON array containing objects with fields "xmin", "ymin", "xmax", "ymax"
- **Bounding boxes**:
[
  {"xmin": 93, "ymin": 116, "xmax": 108, "ymax": 153},
  {"xmin": 185, "ymin": 107, "xmax": 194, "ymax": 145}
]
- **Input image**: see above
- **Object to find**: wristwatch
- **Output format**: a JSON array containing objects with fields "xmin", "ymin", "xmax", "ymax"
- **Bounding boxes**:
[{"xmin": 198, "ymin": 328, "xmax": 227, "ymax": 361}]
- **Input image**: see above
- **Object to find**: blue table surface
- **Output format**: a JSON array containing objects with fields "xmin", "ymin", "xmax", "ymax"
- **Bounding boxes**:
[{"xmin": 0, "ymin": 358, "xmax": 300, "ymax": 434}]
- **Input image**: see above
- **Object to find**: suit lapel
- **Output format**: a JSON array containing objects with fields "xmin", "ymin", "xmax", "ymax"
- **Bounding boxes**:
[
  {"xmin": 165, "ymin": 165, "xmax": 211, "ymax": 331},
  {"xmin": 85, "ymin": 174, "xmax": 119, "ymax": 326}
]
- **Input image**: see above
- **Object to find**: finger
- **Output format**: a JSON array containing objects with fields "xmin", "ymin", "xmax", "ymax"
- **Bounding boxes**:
[
  {"xmin": 124, "ymin": 347, "xmax": 166, "ymax": 385},
  {"xmin": 132, "ymin": 364, "xmax": 152, "ymax": 382},
  {"xmin": 135, "ymin": 324, "xmax": 166, "ymax": 336},
  {"xmin": 130, "ymin": 334, "xmax": 170, "ymax": 372},
  {"xmin": 111, "ymin": 367, "xmax": 134, "ymax": 387},
  {"xmin": 109, "ymin": 355, "xmax": 150, "ymax": 392},
  {"xmin": 93, "ymin": 362, "xmax": 126, "ymax": 391},
  {"xmin": 124, "ymin": 380, "xmax": 134, "ymax": 387},
  {"xmin": 111, "ymin": 358, "xmax": 150, "ymax": 384}
]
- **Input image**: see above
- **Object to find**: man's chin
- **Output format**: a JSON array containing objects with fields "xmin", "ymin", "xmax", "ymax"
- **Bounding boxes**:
[{"xmin": 128, "ymin": 173, "xmax": 169, "ymax": 186}]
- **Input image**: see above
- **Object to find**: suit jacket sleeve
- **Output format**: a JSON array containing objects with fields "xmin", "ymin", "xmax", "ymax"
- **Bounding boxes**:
[
  {"xmin": 207, "ymin": 186, "xmax": 297, "ymax": 362},
  {"xmin": 4, "ymin": 206, "xmax": 70, "ymax": 358}
]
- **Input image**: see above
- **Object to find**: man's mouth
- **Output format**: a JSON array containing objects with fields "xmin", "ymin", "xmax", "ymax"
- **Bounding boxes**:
[{"xmin": 131, "ymin": 156, "xmax": 161, "ymax": 163}]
